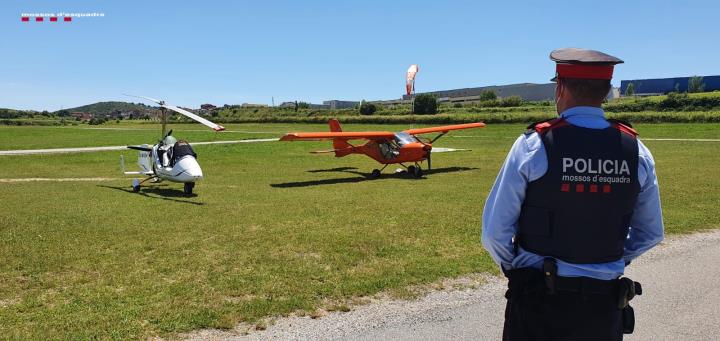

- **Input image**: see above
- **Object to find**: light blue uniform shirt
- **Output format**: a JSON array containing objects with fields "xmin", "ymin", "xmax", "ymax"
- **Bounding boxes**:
[{"xmin": 481, "ymin": 106, "xmax": 664, "ymax": 280}]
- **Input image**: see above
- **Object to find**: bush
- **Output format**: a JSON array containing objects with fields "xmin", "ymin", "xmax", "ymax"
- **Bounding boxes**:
[
  {"xmin": 500, "ymin": 96, "xmax": 523, "ymax": 107},
  {"xmin": 479, "ymin": 90, "xmax": 497, "ymax": 101},
  {"xmin": 359, "ymin": 101, "xmax": 377, "ymax": 115},
  {"xmin": 605, "ymin": 93, "xmax": 720, "ymax": 112},
  {"xmin": 476, "ymin": 99, "xmax": 500, "ymax": 108},
  {"xmin": 88, "ymin": 117, "xmax": 107, "ymax": 125},
  {"xmin": 413, "ymin": 93, "xmax": 438, "ymax": 115}
]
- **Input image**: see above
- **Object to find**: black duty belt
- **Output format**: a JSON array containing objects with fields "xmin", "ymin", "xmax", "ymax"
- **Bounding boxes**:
[
  {"xmin": 507, "ymin": 258, "xmax": 643, "ymax": 334},
  {"xmin": 553, "ymin": 275, "xmax": 619, "ymax": 296}
]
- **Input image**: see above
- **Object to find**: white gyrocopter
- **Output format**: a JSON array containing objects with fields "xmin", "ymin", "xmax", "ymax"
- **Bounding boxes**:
[{"xmin": 120, "ymin": 95, "xmax": 225, "ymax": 195}]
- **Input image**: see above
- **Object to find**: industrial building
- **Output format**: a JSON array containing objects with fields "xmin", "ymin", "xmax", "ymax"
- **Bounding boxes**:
[
  {"xmin": 401, "ymin": 83, "xmax": 557, "ymax": 102},
  {"xmin": 620, "ymin": 75, "xmax": 720, "ymax": 96},
  {"xmin": 323, "ymin": 100, "xmax": 359, "ymax": 109}
]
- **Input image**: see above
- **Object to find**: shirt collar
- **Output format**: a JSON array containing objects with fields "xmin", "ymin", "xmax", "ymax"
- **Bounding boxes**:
[{"xmin": 560, "ymin": 106, "xmax": 605, "ymax": 119}]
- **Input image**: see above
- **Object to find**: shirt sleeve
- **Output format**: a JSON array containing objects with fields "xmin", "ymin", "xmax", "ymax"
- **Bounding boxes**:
[
  {"xmin": 624, "ymin": 140, "xmax": 665, "ymax": 264},
  {"xmin": 482, "ymin": 134, "xmax": 539, "ymax": 270}
]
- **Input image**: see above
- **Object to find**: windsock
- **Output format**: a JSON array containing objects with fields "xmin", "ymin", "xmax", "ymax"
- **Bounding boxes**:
[{"xmin": 406, "ymin": 64, "xmax": 419, "ymax": 95}]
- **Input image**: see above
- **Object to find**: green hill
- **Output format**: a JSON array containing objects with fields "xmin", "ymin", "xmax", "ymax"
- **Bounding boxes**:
[{"xmin": 56, "ymin": 101, "xmax": 156, "ymax": 115}]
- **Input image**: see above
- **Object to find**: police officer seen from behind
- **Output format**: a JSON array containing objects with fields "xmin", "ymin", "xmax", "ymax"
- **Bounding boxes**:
[{"xmin": 482, "ymin": 48, "xmax": 664, "ymax": 340}]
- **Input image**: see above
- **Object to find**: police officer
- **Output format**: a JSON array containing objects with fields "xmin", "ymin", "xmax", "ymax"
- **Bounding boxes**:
[{"xmin": 482, "ymin": 48, "xmax": 664, "ymax": 340}]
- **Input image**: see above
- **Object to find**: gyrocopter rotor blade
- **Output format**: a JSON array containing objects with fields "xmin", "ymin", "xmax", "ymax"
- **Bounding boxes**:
[
  {"xmin": 123, "ymin": 94, "xmax": 225, "ymax": 131},
  {"xmin": 122, "ymin": 93, "xmax": 164, "ymax": 105},
  {"xmin": 161, "ymin": 104, "xmax": 225, "ymax": 131}
]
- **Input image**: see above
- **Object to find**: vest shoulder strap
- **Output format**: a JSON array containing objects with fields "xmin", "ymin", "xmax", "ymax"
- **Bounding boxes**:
[
  {"xmin": 525, "ymin": 118, "xmax": 568, "ymax": 135},
  {"xmin": 608, "ymin": 119, "xmax": 639, "ymax": 137}
]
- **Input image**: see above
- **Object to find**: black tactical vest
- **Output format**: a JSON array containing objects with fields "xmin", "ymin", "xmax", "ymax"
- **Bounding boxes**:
[{"xmin": 518, "ymin": 118, "xmax": 640, "ymax": 264}]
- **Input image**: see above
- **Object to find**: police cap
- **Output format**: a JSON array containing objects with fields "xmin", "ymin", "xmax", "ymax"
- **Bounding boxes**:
[{"xmin": 550, "ymin": 48, "xmax": 623, "ymax": 81}]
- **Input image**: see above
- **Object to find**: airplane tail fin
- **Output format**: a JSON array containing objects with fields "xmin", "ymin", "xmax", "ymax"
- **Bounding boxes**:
[{"xmin": 329, "ymin": 119, "xmax": 351, "ymax": 157}]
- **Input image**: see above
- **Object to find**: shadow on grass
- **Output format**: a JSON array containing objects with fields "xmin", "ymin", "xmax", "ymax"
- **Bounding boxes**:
[
  {"xmin": 98, "ymin": 184, "xmax": 204, "ymax": 205},
  {"xmin": 271, "ymin": 166, "xmax": 478, "ymax": 188},
  {"xmin": 307, "ymin": 166, "xmax": 360, "ymax": 173}
]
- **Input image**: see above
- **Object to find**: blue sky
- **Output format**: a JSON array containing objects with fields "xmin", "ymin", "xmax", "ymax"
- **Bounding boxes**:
[{"xmin": 1, "ymin": 0, "xmax": 718, "ymax": 111}]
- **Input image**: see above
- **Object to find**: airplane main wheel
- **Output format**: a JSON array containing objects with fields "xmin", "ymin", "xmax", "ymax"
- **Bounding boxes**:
[
  {"xmin": 184, "ymin": 182, "xmax": 195, "ymax": 195},
  {"xmin": 132, "ymin": 179, "xmax": 140, "ymax": 192},
  {"xmin": 132, "ymin": 185, "xmax": 140, "ymax": 192},
  {"xmin": 412, "ymin": 166, "xmax": 423, "ymax": 178},
  {"xmin": 407, "ymin": 165, "xmax": 416, "ymax": 176},
  {"xmin": 370, "ymin": 169, "xmax": 381, "ymax": 178}
]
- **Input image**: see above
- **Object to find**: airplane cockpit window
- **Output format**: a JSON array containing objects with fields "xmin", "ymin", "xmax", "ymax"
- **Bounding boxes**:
[{"xmin": 394, "ymin": 132, "xmax": 418, "ymax": 147}]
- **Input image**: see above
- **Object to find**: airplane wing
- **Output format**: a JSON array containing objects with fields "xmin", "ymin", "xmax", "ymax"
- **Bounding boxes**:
[
  {"xmin": 403, "ymin": 122, "xmax": 485, "ymax": 135},
  {"xmin": 162, "ymin": 104, "xmax": 226, "ymax": 131},
  {"xmin": 280, "ymin": 131, "xmax": 396, "ymax": 141}
]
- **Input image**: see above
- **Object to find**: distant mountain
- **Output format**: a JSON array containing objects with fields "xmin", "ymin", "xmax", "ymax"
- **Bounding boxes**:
[{"xmin": 55, "ymin": 101, "xmax": 156, "ymax": 115}]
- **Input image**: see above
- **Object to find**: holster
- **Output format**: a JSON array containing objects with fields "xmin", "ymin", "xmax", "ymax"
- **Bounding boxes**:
[
  {"xmin": 622, "ymin": 305, "xmax": 635, "ymax": 334},
  {"xmin": 617, "ymin": 277, "xmax": 642, "ymax": 334}
]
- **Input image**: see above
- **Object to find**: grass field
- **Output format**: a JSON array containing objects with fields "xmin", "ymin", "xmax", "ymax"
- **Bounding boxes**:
[{"xmin": 0, "ymin": 122, "xmax": 718, "ymax": 339}]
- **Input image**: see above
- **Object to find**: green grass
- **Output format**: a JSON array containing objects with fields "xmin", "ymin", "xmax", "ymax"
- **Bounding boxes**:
[
  {"xmin": 0, "ymin": 123, "xmax": 284, "ymax": 150},
  {"xmin": 610, "ymin": 90, "xmax": 720, "ymax": 103},
  {"xmin": 0, "ymin": 123, "xmax": 718, "ymax": 339}
]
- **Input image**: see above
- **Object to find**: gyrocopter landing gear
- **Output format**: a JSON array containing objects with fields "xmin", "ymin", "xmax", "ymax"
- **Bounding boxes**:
[
  {"xmin": 132, "ymin": 176, "xmax": 157, "ymax": 192},
  {"xmin": 184, "ymin": 182, "xmax": 195, "ymax": 195}
]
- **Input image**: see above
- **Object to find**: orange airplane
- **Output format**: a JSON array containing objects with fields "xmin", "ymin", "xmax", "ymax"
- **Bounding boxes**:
[{"xmin": 280, "ymin": 119, "xmax": 486, "ymax": 178}]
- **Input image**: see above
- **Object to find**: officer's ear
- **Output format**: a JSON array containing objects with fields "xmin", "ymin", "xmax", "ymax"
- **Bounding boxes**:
[
  {"xmin": 555, "ymin": 79, "xmax": 564, "ymax": 100},
  {"xmin": 555, "ymin": 79, "xmax": 568, "ymax": 115}
]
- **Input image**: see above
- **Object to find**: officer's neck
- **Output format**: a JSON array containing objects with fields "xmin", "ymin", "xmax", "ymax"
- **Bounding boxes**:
[{"xmin": 557, "ymin": 98, "xmax": 603, "ymax": 115}]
